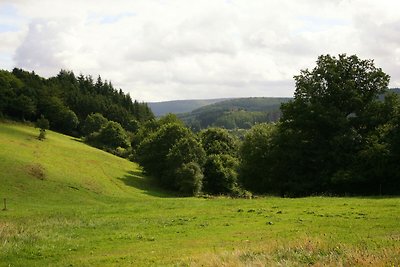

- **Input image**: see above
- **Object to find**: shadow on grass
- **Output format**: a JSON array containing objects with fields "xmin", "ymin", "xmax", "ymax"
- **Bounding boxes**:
[
  {"xmin": 118, "ymin": 170, "xmax": 177, "ymax": 198},
  {"xmin": 70, "ymin": 138, "xmax": 84, "ymax": 143}
]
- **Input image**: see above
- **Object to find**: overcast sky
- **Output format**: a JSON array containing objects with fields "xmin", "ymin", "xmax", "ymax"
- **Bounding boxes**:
[{"xmin": 0, "ymin": 0, "xmax": 399, "ymax": 101}]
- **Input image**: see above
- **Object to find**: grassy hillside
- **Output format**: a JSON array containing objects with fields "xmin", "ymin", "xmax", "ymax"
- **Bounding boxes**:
[
  {"xmin": 179, "ymin": 97, "xmax": 292, "ymax": 130},
  {"xmin": 0, "ymin": 122, "xmax": 161, "ymax": 204},
  {"xmin": 148, "ymin": 98, "xmax": 230, "ymax": 117},
  {"xmin": 1, "ymin": 122, "xmax": 400, "ymax": 266}
]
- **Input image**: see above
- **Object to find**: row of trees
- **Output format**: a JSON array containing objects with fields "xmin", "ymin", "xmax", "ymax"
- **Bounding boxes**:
[
  {"xmin": 0, "ymin": 68, "xmax": 154, "ymax": 157},
  {"xmin": 240, "ymin": 54, "xmax": 400, "ymax": 196},
  {"xmin": 134, "ymin": 114, "xmax": 244, "ymax": 196},
  {"xmin": 2, "ymin": 54, "xmax": 398, "ymax": 196},
  {"xmin": 135, "ymin": 54, "xmax": 400, "ymax": 196},
  {"xmin": 0, "ymin": 68, "xmax": 154, "ymax": 136}
]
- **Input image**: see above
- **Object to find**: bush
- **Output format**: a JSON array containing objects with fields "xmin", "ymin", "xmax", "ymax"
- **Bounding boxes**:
[
  {"xmin": 35, "ymin": 115, "xmax": 49, "ymax": 140},
  {"xmin": 174, "ymin": 162, "xmax": 204, "ymax": 196},
  {"xmin": 82, "ymin": 113, "xmax": 108, "ymax": 136},
  {"xmin": 203, "ymin": 154, "xmax": 239, "ymax": 194}
]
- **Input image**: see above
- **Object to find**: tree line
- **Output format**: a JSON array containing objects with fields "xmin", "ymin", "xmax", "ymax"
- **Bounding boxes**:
[
  {"xmin": 1, "ymin": 54, "xmax": 399, "ymax": 197},
  {"xmin": 136, "ymin": 54, "xmax": 400, "ymax": 196},
  {"xmin": 0, "ymin": 68, "xmax": 154, "ymax": 157}
]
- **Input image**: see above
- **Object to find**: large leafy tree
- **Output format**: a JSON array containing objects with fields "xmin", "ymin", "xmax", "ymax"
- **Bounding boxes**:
[
  {"xmin": 275, "ymin": 54, "xmax": 390, "ymax": 196},
  {"xmin": 82, "ymin": 113, "xmax": 108, "ymax": 136},
  {"xmin": 167, "ymin": 136, "xmax": 206, "ymax": 194},
  {"xmin": 239, "ymin": 123, "xmax": 277, "ymax": 193},
  {"xmin": 200, "ymin": 127, "xmax": 241, "ymax": 194},
  {"xmin": 199, "ymin": 128, "xmax": 238, "ymax": 156},
  {"xmin": 95, "ymin": 121, "xmax": 130, "ymax": 149},
  {"xmin": 136, "ymin": 122, "xmax": 207, "ymax": 194},
  {"xmin": 203, "ymin": 154, "xmax": 240, "ymax": 194},
  {"xmin": 136, "ymin": 123, "xmax": 191, "ymax": 183}
]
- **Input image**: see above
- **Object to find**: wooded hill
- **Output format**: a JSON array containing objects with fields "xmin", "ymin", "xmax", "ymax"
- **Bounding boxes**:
[
  {"xmin": 0, "ymin": 68, "xmax": 154, "ymax": 136},
  {"xmin": 178, "ymin": 97, "xmax": 292, "ymax": 130},
  {"xmin": 148, "ymin": 98, "xmax": 230, "ymax": 117}
]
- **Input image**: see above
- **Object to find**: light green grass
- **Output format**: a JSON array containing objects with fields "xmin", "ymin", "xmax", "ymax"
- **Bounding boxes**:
[{"xmin": 1, "ymin": 122, "xmax": 399, "ymax": 266}]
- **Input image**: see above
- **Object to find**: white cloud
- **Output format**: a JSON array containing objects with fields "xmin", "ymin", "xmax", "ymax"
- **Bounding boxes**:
[{"xmin": 0, "ymin": 0, "xmax": 398, "ymax": 101}]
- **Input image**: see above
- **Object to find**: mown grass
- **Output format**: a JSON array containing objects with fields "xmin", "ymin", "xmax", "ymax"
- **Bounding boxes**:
[{"xmin": 0, "ymin": 122, "xmax": 399, "ymax": 266}]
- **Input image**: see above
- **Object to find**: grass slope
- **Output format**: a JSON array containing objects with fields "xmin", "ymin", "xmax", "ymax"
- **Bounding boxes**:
[{"xmin": 1, "ymin": 122, "xmax": 400, "ymax": 266}]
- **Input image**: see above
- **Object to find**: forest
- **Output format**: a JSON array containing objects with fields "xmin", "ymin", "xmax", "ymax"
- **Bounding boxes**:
[
  {"xmin": 1, "ymin": 54, "xmax": 399, "ymax": 197},
  {"xmin": 178, "ymin": 97, "xmax": 291, "ymax": 130}
]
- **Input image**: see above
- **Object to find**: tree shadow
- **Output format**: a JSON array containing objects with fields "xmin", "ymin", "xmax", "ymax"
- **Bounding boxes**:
[
  {"xmin": 70, "ymin": 137, "xmax": 84, "ymax": 143},
  {"xmin": 118, "ymin": 170, "xmax": 177, "ymax": 198}
]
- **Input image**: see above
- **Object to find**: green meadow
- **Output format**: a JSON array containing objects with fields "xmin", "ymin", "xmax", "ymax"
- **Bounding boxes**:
[{"xmin": 0, "ymin": 122, "xmax": 399, "ymax": 266}]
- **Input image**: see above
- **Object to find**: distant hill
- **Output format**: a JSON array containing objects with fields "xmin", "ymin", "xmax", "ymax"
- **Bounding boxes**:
[
  {"xmin": 150, "ymin": 88, "xmax": 400, "ymax": 128},
  {"xmin": 148, "ymin": 98, "xmax": 230, "ymax": 117},
  {"xmin": 390, "ymin": 88, "xmax": 400, "ymax": 94},
  {"xmin": 178, "ymin": 97, "xmax": 292, "ymax": 130}
]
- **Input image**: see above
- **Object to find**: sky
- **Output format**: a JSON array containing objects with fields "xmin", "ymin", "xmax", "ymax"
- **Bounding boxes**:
[{"xmin": 0, "ymin": 0, "xmax": 399, "ymax": 102}]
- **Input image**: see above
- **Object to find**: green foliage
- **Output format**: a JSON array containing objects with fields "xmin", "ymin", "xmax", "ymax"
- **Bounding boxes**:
[
  {"xmin": 93, "ymin": 121, "xmax": 130, "ymax": 149},
  {"xmin": 9, "ymin": 94, "xmax": 36, "ymax": 120},
  {"xmin": 167, "ymin": 135, "xmax": 206, "ymax": 168},
  {"xmin": 166, "ymin": 136, "xmax": 206, "ymax": 193},
  {"xmin": 199, "ymin": 127, "xmax": 239, "ymax": 156},
  {"xmin": 239, "ymin": 123, "xmax": 277, "ymax": 193},
  {"xmin": 157, "ymin": 113, "xmax": 185, "ymax": 126},
  {"xmin": 203, "ymin": 154, "xmax": 240, "ymax": 194},
  {"xmin": 0, "ymin": 68, "xmax": 154, "ymax": 136},
  {"xmin": 179, "ymin": 97, "xmax": 290, "ymax": 130},
  {"xmin": 132, "ymin": 114, "xmax": 184, "ymax": 152},
  {"xmin": 199, "ymin": 128, "xmax": 241, "ymax": 194},
  {"xmin": 136, "ymin": 123, "xmax": 191, "ymax": 183},
  {"xmin": 38, "ymin": 96, "xmax": 79, "ymax": 134},
  {"xmin": 82, "ymin": 112, "xmax": 108, "ymax": 136},
  {"xmin": 35, "ymin": 115, "xmax": 50, "ymax": 140},
  {"xmin": 272, "ymin": 54, "xmax": 391, "ymax": 196},
  {"xmin": 62, "ymin": 109, "xmax": 79, "ymax": 133},
  {"xmin": 174, "ymin": 162, "xmax": 204, "ymax": 195}
]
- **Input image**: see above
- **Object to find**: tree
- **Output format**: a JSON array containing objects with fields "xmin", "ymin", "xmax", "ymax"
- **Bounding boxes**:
[
  {"xmin": 35, "ymin": 115, "xmax": 49, "ymax": 140},
  {"xmin": 0, "ymin": 70, "xmax": 22, "ymax": 116},
  {"xmin": 275, "ymin": 54, "xmax": 390, "ymax": 196},
  {"xmin": 166, "ymin": 135, "xmax": 206, "ymax": 193},
  {"xmin": 203, "ymin": 154, "xmax": 239, "ymax": 194},
  {"xmin": 174, "ymin": 162, "xmax": 204, "ymax": 196},
  {"xmin": 61, "ymin": 109, "xmax": 79, "ymax": 134},
  {"xmin": 136, "ymin": 123, "xmax": 190, "ymax": 181},
  {"xmin": 239, "ymin": 123, "xmax": 277, "ymax": 193},
  {"xmin": 95, "ymin": 121, "xmax": 130, "ymax": 149},
  {"xmin": 199, "ymin": 127, "xmax": 241, "ymax": 194},
  {"xmin": 9, "ymin": 94, "xmax": 36, "ymax": 120},
  {"xmin": 199, "ymin": 128, "xmax": 238, "ymax": 156},
  {"xmin": 39, "ymin": 96, "xmax": 79, "ymax": 134},
  {"xmin": 82, "ymin": 113, "xmax": 108, "ymax": 136}
]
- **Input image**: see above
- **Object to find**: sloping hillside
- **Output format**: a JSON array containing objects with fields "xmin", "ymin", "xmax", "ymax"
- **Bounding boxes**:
[
  {"xmin": 0, "ymin": 122, "xmax": 162, "ymax": 206},
  {"xmin": 148, "ymin": 98, "xmax": 230, "ymax": 117}
]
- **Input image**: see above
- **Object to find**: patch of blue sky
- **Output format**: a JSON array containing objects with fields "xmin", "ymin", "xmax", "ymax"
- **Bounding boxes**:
[
  {"xmin": 0, "ymin": 3, "xmax": 18, "ymax": 17},
  {"xmin": 0, "ymin": 24, "xmax": 18, "ymax": 32},
  {"xmin": 292, "ymin": 15, "xmax": 350, "ymax": 36},
  {"xmin": 0, "ymin": 3, "xmax": 21, "ymax": 33}
]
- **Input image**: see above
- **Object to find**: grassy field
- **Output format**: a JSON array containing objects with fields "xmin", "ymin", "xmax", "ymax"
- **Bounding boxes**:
[{"xmin": 0, "ymin": 122, "xmax": 399, "ymax": 266}]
